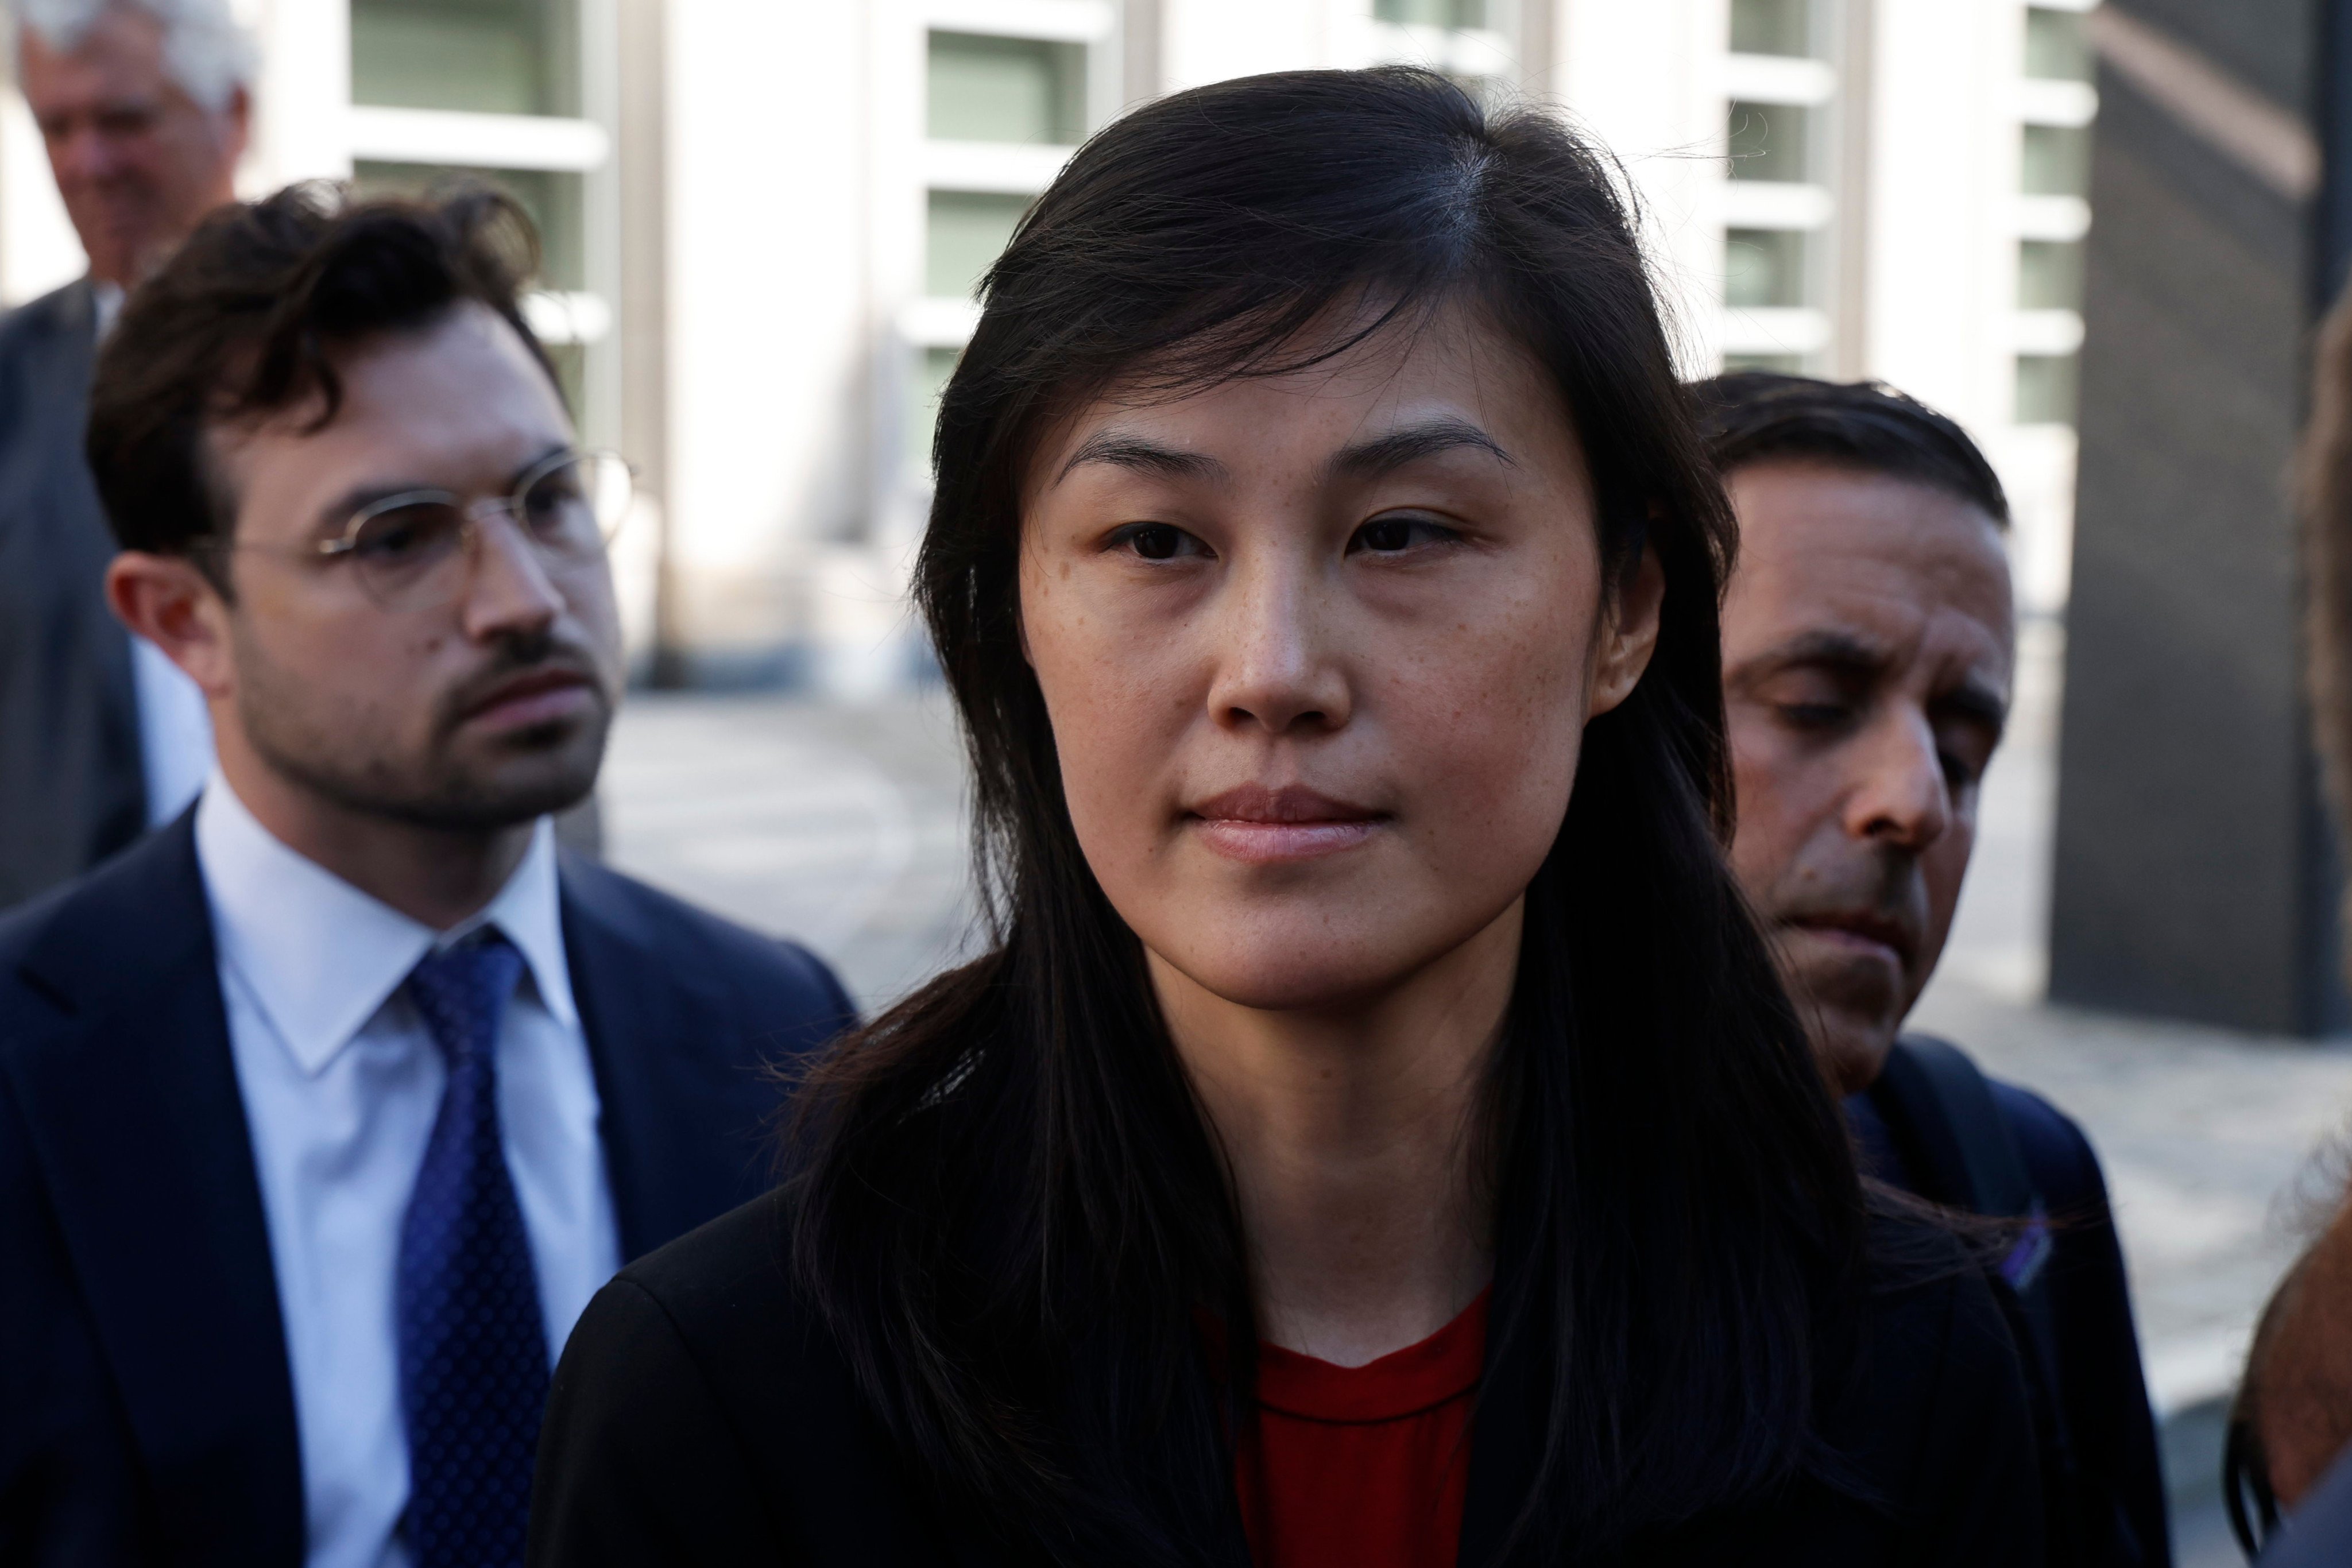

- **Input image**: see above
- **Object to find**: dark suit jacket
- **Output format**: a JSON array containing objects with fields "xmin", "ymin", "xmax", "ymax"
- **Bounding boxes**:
[
  {"xmin": 0, "ymin": 278, "xmax": 146, "ymax": 910},
  {"xmin": 1852, "ymin": 1066, "xmax": 2169, "ymax": 1567},
  {"xmin": 530, "ymin": 1195, "xmax": 2044, "ymax": 1566},
  {"xmin": 0, "ymin": 814, "xmax": 856, "ymax": 1567}
]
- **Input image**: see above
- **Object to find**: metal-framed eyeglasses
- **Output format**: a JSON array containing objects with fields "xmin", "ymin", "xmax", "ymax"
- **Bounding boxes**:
[{"xmin": 311, "ymin": 448, "xmax": 633, "ymax": 611}]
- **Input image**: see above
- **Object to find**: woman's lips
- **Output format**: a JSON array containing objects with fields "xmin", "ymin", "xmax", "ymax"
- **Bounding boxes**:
[
  {"xmin": 1186, "ymin": 784, "xmax": 1386, "ymax": 864},
  {"xmin": 1192, "ymin": 819, "xmax": 1382, "ymax": 863}
]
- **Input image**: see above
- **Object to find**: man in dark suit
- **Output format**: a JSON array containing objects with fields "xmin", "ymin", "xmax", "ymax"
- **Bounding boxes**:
[
  {"xmin": 0, "ymin": 185, "xmax": 854, "ymax": 1567},
  {"xmin": 0, "ymin": 0, "xmax": 254, "ymax": 907},
  {"xmin": 1695, "ymin": 373, "xmax": 2170, "ymax": 1567}
]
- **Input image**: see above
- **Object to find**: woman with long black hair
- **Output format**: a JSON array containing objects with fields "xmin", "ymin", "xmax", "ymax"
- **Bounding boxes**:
[{"xmin": 530, "ymin": 68, "xmax": 2040, "ymax": 1566}]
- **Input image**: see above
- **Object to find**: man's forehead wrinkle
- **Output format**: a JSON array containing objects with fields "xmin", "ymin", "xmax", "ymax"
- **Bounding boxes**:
[
  {"xmin": 314, "ymin": 436, "xmax": 572, "ymax": 507},
  {"xmin": 1741, "ymin": 612, "xmax": 2011, "ymax": 706},
  {"xmin": 225, "ymin": 382, "xmax": 570, "ymax": 541}
]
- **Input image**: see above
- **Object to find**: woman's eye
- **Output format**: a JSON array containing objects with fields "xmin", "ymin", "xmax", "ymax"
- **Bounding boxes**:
[
  {"xmin": 1349, "ymin": 515, "xmax": 1457, "ymax": 555},
  {"xmin": 1111, "ymin": 522, "xmax": 1205, "ymax": 561}
]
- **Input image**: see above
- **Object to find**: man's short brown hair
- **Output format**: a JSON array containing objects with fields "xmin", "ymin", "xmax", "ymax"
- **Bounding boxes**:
[{"xmin": 86, "ymin": 180, "xmax": 554, "ymax": 566}]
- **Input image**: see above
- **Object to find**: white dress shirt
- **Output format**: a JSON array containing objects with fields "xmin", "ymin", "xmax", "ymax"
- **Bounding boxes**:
[
  {"xmin": 92, "ymin": 279, "xmax": 215, "ymax": 825},
  {"xmin": 131, "ymin": 639, "xmax": 212, "ymax": 824},
  {"xmin": 195, "ymin": 776, "xmax": 621, "ymax": 1568}
]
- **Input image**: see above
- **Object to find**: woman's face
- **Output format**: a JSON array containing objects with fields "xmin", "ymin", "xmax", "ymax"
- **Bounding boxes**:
[{"xmin": 1018, "ymin": 305, "xmax": 1661, "ymax": 1013}]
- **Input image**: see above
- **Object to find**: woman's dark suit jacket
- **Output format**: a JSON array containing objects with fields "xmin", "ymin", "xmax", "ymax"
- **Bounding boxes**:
[{"xmin": 529, "ymin": 1190, "xmax": 2044, "ymax": 1566}]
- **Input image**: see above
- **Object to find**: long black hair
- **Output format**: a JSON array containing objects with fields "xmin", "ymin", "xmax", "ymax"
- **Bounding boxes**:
[{"xmin": 790, "ymin": 67, "xmax": 1866, "ymax": 1563}]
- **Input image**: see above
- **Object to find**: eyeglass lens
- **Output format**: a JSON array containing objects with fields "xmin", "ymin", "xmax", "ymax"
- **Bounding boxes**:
[{"xmin": 347, "ymin": 452, "xmax": 630, "ymax": 609}]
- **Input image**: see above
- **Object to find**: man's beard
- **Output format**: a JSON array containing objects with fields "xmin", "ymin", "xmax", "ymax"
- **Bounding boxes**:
[{"xmin": 237, "ymin": 629, "xmax": 612, "ymax": 833}]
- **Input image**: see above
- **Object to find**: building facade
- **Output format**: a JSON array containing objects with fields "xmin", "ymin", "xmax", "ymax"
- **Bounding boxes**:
[{"xmin": 0, "ymin": 0, "xmax": 2091, "ymax": 688}]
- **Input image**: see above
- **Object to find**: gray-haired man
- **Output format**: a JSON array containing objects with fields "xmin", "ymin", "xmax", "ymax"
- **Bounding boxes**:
[{"xmin": 0, "ymin": 0, "xmax": 250, "ymax": 907}]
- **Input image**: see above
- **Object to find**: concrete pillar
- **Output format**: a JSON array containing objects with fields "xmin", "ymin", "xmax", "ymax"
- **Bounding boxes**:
[{"xmin": 2048, "ymin": 0, "xmax": 2345, "ymax": 1033}]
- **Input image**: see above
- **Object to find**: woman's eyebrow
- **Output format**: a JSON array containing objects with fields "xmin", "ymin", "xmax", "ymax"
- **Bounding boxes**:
[
  {"xmin": 1054, "ymin": 431, "xmax": 1228, "ymax": 486},
  {"xmin": 1328, "ymin": 417, "xmax": 1514, "ymax": 482}
]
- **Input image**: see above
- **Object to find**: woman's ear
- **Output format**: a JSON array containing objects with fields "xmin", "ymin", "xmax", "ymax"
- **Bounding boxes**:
[{"xmin": 1589, "ymin": 544, "xmax": 1664, "ymax": 717}]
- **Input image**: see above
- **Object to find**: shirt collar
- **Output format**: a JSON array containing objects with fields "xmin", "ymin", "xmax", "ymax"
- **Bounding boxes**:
[
  {"xmin": 91, "ymin": 280, "xmax": 123, "ymax": 342},
  {"xmin": 194, "ymin": 773, "xmax": 576, "ymax": 1078}
]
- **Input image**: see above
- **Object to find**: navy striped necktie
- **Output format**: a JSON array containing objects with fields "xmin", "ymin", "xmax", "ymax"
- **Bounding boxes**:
[{"xmin": 397, "ymin": 930, "xmax": 548, "ymax": 1568}]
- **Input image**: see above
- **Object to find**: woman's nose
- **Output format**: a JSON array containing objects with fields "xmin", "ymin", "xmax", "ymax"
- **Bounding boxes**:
[{"xmin": 1202, "ymin": 557, "xmax": 1352, "ymax": 735}]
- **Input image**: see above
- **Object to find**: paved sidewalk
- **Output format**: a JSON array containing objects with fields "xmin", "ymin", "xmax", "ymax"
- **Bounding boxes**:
[
  {"xmin": 600, "ymin": 688, "xmax": 980, "ymax": 1011},
  {"xmin": 599, "ymin": 632, "xmax": 2352, "ymax": 1561}
]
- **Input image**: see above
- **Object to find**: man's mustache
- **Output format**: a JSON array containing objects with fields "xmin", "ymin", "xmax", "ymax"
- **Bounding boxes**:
[
  {"xmin": 434, "ymin": 631, "xmax": 608, "ymax": 733},
  {"xmin": 1771, "ymin": 849, "xmax": 1929, "ymax": 960}
]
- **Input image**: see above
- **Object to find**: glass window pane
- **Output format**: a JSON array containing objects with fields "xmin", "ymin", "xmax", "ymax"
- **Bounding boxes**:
[
  {"xmin": 927, "ymin": 32, "xmax": 1085, "ymax": 145},
  {"xmin": 351, "ymin": 0, "xmax": 578, "ymax": 118},
  {"xmin": 2015, "ymin": 354, "xmax": 2079, "ymax": 424},
  {"xmin": 1730, "ymin": 0, "xmax": 1811, "ymax": 57},
  {"xmin": 926, "ymin": 190, "xmax": 1031, "ymax": 300},
  {"xmin": 1724, "ymin": 352, "xmax": 1806, "ymax": 374},
  {"xmin": 1729, "ymin": 102, "xmax": 1809, "ymax": 183},
  {"xmin": 2017, "ymin": 239, "xmax": 2084, "ymax": 309},
  {"xmin": 1375, "ymin": 0, "xmax": 1488, "ymax": 27},
  {"xmin": 2021, "ymin": 124, "xmax": 2090, "ymax": 195},
  {"xmin": 353, "ymin": 161, "xmax": 585, "ymax": 292},
  {"xmin": 2024, "ymin": 8, "xmax": 2091, "ymax": 81},
  {"xmin": 1726, "ymin": 228, "xmax": 1808, "ymax": 308}
]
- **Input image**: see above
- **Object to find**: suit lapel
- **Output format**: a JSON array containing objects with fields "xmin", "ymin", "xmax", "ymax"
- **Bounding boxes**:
[
  {"xmin": 3, "ymin": 815, "xmax": 302, "ymax": 1566},
  {"xmin": 560, "ymin": 861, "xmax": 772, "ymax": 1261}
]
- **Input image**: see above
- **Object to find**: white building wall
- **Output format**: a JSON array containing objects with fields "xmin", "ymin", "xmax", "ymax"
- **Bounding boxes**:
[
  {"xmin": 1161, "ymin": 0, "xmax": 1333, "ymax": 89},
  {"xmin": 1549, "ymin": 0, "xmax": 2086, "ymax": 620},
  {"xmin": 1550, "ymin": 0, "xmax": 1729, "ymax": 375},
  {"xmin": 1860, "ymin": 0, "xmax": 2009, "ymax": 428},
  {"xmin": 0, "ymin": 88, "xmax": 77, "ymax": 302},
  {"xmin": 0, "ymin": 0, "xmax": 2088, "ymax": 672},
  {"xmin": 243, "ymin": 0, "xmax": 351, "ymax": 189},
  {"xmin": 1862, "ymin": 0, "xmax": 2078, "ymax": 614},
  {"xmin": 662, "ymin": 0, "xmax": 875, "ymax": 676}
]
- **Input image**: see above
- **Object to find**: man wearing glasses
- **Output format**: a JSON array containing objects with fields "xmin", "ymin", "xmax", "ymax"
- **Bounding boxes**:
[{"xmin": 0, "ymin": 187, "xmax": 855, "ymax": 1568}]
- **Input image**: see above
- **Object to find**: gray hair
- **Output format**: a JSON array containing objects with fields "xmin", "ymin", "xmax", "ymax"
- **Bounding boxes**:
[{"xmin": 16, "ymin": 0, "xmax": 256, "ymax": 111}]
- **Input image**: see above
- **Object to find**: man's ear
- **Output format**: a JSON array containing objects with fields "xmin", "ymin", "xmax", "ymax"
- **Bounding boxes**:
[
  {"xmin": 1589, "ymin": 543, "xmax": 1665, "ymax": 718},
  {"xmin": 107, "ymin": 551, "xmax": 235, "ymax": 702}
]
